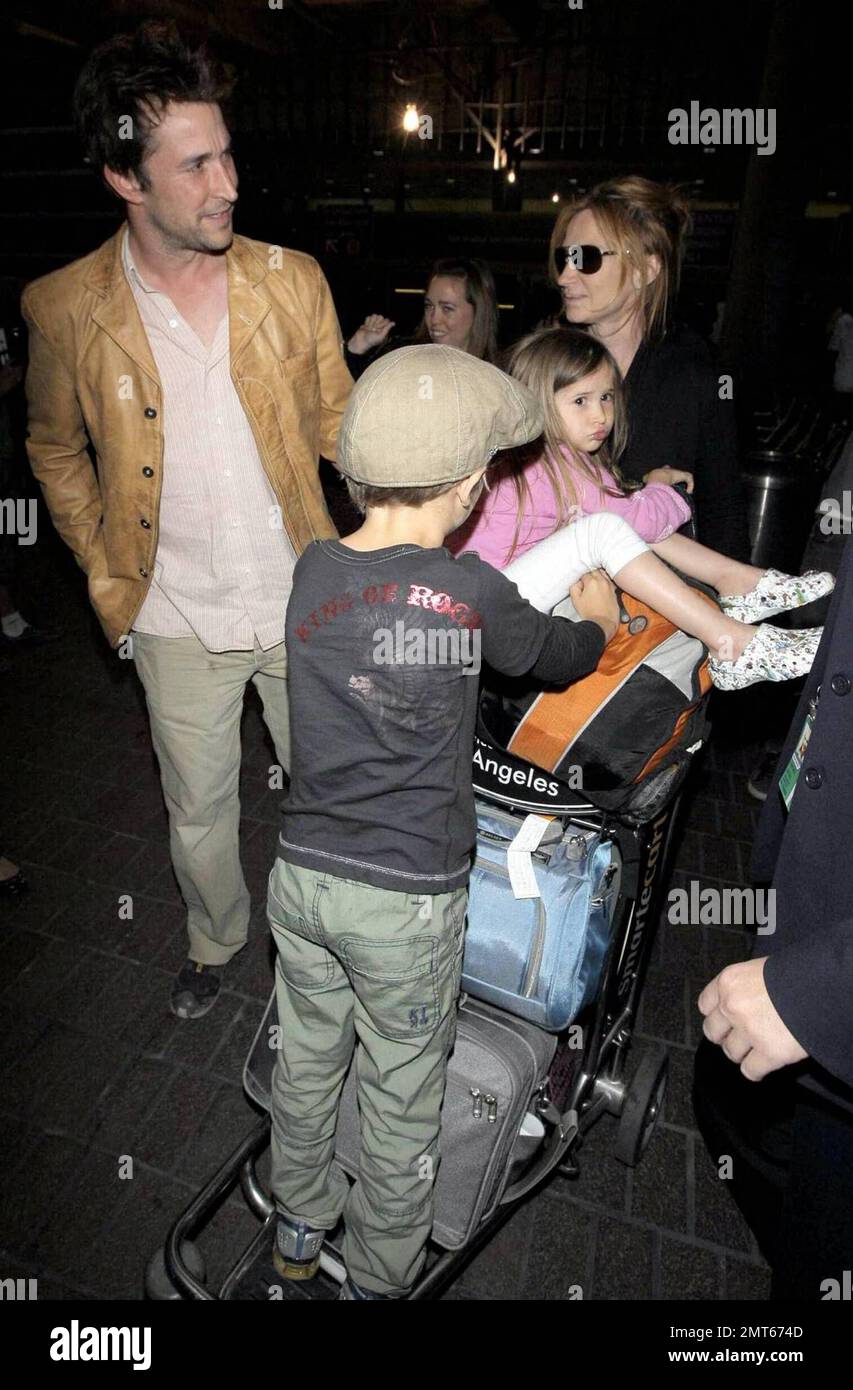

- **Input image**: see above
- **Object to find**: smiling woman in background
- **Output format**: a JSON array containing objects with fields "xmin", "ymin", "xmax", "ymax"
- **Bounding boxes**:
[
  {"xmin": 551, "ymin": 175, "xmax": 750, "ymax": 559},
  {"xmin": 345, "ymin": 256, "xmax": 500, "ymax": 377}
]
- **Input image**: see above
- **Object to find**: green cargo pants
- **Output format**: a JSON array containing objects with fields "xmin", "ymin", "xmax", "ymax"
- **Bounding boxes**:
[{"xmin": 266, "ymin": 857, "xmax": 468, "ymax": 1297}]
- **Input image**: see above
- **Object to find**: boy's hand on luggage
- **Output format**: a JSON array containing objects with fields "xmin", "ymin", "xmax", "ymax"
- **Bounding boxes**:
[
  {"xmin": 570, "ymin": 570, "xmax": 620, "ymax": 642},
  {"xmin": 643, "ymin": 466, "xmax": 694, "ymax": 493},
  {"xmin": 697, "ymin": 958, "xmax": 808, "ymax": 1081}
]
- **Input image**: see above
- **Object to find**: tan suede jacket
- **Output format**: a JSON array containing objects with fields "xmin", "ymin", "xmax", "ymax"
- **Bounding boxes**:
[{"xmin": 21, "ymin": 226, "xmax": 352, "ymax": 648}]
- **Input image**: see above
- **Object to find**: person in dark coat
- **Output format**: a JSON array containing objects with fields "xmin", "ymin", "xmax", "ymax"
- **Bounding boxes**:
[
  {"xmin": 550, "ymin": 175, "xmax": 750, "ymax": 560},
  {"xmin": 693, "ymin": 533, "xmax": 853, "ymax": 1300}
]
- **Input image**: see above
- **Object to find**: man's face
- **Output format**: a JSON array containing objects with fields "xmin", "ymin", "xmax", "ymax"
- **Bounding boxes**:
[{"xmin": 132, "ymin": 101, "xmax": 238, "ymax": 252}]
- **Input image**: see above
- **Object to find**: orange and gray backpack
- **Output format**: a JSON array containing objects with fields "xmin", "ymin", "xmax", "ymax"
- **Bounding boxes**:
[{"xmin": 478, "ymin": 582, "xmax": 716, "ymax": 820}]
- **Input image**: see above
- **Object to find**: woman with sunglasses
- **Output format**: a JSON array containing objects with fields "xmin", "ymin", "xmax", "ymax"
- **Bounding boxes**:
[
  {"xmin": 344, "ymin": 257, "xmax": 500, "ymax": 379},
  {"xmin": 551, "ymin": 175, "xmax": 750, "ymax": 559}
]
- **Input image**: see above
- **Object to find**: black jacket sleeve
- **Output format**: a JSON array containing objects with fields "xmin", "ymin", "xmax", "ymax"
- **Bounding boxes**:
[
  {"xmin": 620, "ymin": 325, "xmax": 751, "ymax": 561},
  {"xmin": 345, "ymin": 334, "xmax": 416, "ymax": 382},
  {"xmin": 463, "ymin": 553, "xmax": 606, "ymax": 682},
  {"xmin": 763, "ymin": 926, "xmax": 853, "ymax": 1092},
  {"xmin": 689, "ymin": 360, "xmax": 751, "ymax": 560},
  {"xmin": 344, "ymin": 345, "xmax": 373, "ymax": 381},
  {"xmin": 530, "ymin": 616, "xmax": 606, "ymax": 684},
  {"xmin": 750, "ymin": 535, "xmax": 853, "ymax": 1099}
]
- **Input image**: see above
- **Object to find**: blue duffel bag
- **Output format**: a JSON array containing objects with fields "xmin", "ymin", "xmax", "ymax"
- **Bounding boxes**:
[{"xmin": 461, "ymin": 801, "xmax": 621, "ymax": 1033}]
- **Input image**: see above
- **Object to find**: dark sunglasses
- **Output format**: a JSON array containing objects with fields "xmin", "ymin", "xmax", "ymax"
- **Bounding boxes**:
[{"xmin": 554, "ymin": 244, "xmax": 619, "ymax": 276}]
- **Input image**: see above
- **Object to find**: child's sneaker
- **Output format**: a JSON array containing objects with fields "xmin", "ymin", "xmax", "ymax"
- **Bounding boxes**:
[
  {"xmin": 708, "ymin": 624, "xmax": 822, "ymax": 691},
  {"xmin": 719, "ymin": 569, "xmax": 834, "ymax": 624},
  {"xmin": 337, "ymin": 1278, "xmax": 397, "ymax": 1300},
  {"xmin": 272, "ymin": 1215, "xmax": 326, "ymax": 1280}
]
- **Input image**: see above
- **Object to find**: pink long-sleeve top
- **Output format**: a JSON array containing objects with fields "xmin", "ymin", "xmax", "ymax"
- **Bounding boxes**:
[{"xmin": 449, "ymin": 446, "xmax": 692, "ymax": 570}]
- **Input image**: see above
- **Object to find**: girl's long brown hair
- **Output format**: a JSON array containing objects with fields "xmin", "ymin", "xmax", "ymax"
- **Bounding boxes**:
[{"xmin": 501, "ymin": 326, "xmax": 641, "ymax": 561}]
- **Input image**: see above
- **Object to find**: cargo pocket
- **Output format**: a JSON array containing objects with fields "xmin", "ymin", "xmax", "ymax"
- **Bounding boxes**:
[
  {"xmin": 340, "ymin": 935, "xmax": 440, "ymax": 1040},
  {"xmin": 445, "ymin": 893, "xmax": 468, "ymax": 1056},
  {"xmin": 267, "ymin": 881, "xmax": 335, "ymax": 991}
]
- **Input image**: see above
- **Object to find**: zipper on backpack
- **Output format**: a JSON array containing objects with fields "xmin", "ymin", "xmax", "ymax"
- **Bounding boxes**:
[
  {"xmin": 522, "ymin": 899, "xmax": 547, "ymax": 999},
  {"xmin": 477, "ymin": 828, "xmax": 553, "ymax": 864},
  {"xmin": 468, "ymin": 1087, "xmax": 499, "ymax": 1123},
  {"xmin": 591, "ymin": 861, "xmax": 619, "ymax": 908}
]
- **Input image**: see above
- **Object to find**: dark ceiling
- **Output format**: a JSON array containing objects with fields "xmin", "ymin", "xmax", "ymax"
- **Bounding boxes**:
[
  {"xmin": 1, "ymin": 1, "xmax": 849, "ymax": 296},
  {"xmin": 2, "ymin": 0, "xmax": 848, "ymax": 201}
]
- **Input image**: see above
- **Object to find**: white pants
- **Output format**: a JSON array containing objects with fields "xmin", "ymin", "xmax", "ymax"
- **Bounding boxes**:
[{"xmin": 502, "ymin": 511, "xmax": 649, "ymax": 615}]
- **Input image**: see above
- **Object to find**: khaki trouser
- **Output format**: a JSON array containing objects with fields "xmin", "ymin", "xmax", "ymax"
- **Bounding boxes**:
[
  {"xmin": 266, "ymin": 857, "xmax": 468, "ymax": 1296},
  {"xmin": 131, "ymin": 630, "xmax": 290, "ymax": 966}
]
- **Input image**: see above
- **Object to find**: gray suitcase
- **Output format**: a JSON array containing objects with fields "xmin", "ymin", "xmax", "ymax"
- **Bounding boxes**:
[{"xmin": 244, "ymin": 990, "xmax": 556, "ymax": 1252}]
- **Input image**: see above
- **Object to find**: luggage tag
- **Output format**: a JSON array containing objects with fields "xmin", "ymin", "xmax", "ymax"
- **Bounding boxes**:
[
  {"xmin": 507, "ymin": 814, "xmax": 552, "ymax": 899},
  {"xmin": 779, "ymin": 689, "xmax": 819, "ymax": 813}
]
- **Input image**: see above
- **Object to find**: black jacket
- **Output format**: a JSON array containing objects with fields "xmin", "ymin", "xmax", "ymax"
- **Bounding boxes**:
[
  {"xmin": 751, "ymin": 534, "xmax": 853, "ymax": 1111},
  {"xmin": 619, "ymin": 322, "xmax": 751, "ymax": 561},
  {"xmin": 344, "ymin": 334, "xmax": 416, "ymax": 382}
]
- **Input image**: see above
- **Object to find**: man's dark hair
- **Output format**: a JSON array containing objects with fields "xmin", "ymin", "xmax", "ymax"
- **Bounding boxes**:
[{"xmin": 72, "ymin": 19, "xmax": 235, "ymax": 193}]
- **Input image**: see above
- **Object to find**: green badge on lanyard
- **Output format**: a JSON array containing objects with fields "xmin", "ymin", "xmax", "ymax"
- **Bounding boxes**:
[{"xmin": 779, "ymin": 690, "xmax": 819, "ymax": 813}]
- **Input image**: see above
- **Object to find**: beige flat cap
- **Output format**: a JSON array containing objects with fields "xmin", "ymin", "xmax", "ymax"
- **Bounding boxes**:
[{"xmin": 336, "ymin": 344, "xmax": 544, "ymax": 486}]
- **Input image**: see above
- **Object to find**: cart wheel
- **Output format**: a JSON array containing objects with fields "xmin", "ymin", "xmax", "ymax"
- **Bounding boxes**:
[
  {"xmin": 614, "ymin": 1048, "xmax": 668, "ymax": 1167},
  {"xmin": 144, "ymin": 1241, "xmax": 207, "ymax": 1300}
]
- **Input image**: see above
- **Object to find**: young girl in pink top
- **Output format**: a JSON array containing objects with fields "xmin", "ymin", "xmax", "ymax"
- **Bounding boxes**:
[{"xmin": 451, "ymin": 327, "xmax": 831, "ymax": 690}]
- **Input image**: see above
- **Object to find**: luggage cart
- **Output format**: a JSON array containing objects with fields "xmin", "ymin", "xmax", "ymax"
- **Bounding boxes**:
[{"xmin": 147, "ymin": 738, "xmax": 694, "ymax": 1302}]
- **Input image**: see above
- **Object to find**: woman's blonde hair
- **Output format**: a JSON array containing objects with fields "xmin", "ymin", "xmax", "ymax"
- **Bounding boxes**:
[
  {"xmin": 500, "ymin": 325, "xmax": 641, "ymax": 561},
  {"xmin": 549, "ymin": 175, "xmax": 693, "ymax": 342}
]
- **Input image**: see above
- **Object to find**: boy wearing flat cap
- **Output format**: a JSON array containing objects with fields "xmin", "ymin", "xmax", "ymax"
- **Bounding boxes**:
[{"xmin": 265, "ymin": 345, "xmax": 619, "ymax": 1300}]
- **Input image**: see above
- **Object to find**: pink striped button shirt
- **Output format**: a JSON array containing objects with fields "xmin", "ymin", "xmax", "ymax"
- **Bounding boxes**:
[{"xmin": 123, "ymin": 228, "xmax": 297, "ymax": 652}]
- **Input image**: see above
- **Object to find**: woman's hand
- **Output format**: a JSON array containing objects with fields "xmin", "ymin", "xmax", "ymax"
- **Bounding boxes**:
[
  {"xmin": 347, "ymin": 315, "xmax": 395, "ymax": 356},
  {"xmin": 570, "ymin": 570, "xmax": 620, "ymax": 642},
  {"xmin": 643, "ymin": 466, "xmax": 694, "ymax": 493}
]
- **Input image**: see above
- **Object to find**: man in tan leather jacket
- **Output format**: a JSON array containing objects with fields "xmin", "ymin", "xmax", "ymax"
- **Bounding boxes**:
[{"xmin": 22, "ymin": 22, "xmax": 353, "ymax": 1017}]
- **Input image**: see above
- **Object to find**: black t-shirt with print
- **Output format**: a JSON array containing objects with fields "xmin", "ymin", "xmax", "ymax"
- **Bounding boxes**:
[{"xmin": 277, "ymin": 539, "xmax": 605, "ymax": 894}]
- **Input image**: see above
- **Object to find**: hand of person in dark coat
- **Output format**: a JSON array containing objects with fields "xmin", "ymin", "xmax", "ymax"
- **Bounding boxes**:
[{"xmin": 698, "ymin": 958, "xmax": 808, "ymax": 1081}]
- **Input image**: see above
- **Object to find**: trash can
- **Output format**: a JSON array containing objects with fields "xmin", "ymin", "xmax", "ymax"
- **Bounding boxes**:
[
  {"xmin": 742, "ymin": 402, "xmax": 851, "ymax": 571},
  {"xmin": 742, "ymin": 449, "xmax": 825, "ymax": 572}
]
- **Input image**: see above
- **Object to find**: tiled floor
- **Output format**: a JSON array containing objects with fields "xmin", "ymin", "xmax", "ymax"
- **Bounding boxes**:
[{"xmin": 1, "ymin": 524, "xmax": 797, "ymax": 1301}]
